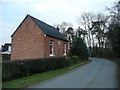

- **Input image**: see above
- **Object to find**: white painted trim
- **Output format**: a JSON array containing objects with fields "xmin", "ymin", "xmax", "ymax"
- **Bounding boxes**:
[
  {"xmin": 63, "ymin": 44, "xmax": 66, "ymax": 55},
  {"xmin": 50, "ymin": 40, "xmax": 54, "ymax": 56},
  {"xmin": 63, "ymin": 54, "xmax": 66, "ymax": 56},
  {"xmin": 44, "ymin": 34, "xmax": 46, "ymax": 36},
  {"xmin": 49, "ymin": 54, "xmax": 55, "ymax": 56}
]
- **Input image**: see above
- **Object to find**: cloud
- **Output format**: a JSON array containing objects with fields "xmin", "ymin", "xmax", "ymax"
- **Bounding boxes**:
[
  {"xmin": 0, "ymin": 0, "xmax": 115, "ymax": 45},
  {"xmin": 1, "ymin": 0, "xmax": 114, "ymax": 3},
  {"xmin": 0, "ymin": 0, "xmax": 36, "ymax": 3},
  {"xmin": 33, "ymin": 1, "xmax": 83, "ymax": 15}
]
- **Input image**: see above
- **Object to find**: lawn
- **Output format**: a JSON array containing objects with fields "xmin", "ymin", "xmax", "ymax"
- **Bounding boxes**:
[{"xmin": 2, "ymin": 60, "xmax": 91, "ymax": 88}]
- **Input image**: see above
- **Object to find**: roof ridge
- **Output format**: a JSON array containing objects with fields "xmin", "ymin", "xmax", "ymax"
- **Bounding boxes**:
[
  {"xmin": 28, "ymin": 14, "xmax": 69, "ymax": 42},
  {"xmin": 28, "ymin": 14, "xmax": 54, "ymax": 28}
]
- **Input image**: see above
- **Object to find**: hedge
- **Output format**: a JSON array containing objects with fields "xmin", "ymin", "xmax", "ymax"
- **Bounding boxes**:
[
  {"xmin": 2, "ymin": 56, "xmax": 67, "ymax": 82},
  {"xmin": 2, "ymin": 54, "xmax": 11, "ymax": 60}
]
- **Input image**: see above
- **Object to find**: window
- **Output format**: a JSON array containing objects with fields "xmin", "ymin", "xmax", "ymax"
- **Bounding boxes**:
[
  {"xmin": 8, "ymin": 46, "xmax": 11, "ymax": 51},
  {"xmin": 63, "ymin": 43, "xmax": 66, "ymax": 55},
  {"xmin": 50, "ymin": 40, "xmax": 54, "ymax": 56}
]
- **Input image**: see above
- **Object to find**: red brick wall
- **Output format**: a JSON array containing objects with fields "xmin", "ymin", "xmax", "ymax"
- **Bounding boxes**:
[
  {"xmin": 44, "ymin": 36, "xmax": 69, "ymax": 57},
  {"xmin": 11, "ymin": 16, "xmax": 45, "ymax": 60},
  {"xmin": 11, "ymin": 16, "xmax": 69, "ymax": 60}
]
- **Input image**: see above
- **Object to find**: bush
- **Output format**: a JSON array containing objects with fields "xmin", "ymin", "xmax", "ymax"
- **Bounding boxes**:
[
  {"xmin": 71, "ymin": 55, "xmax": 79, "ymax": 64},
  {"xmin": 2, "ymin": 54, "xmax": 11, "ymax": 60},
  {"xmin": 2, "ymin": 56, "xmax": 67, "ymax": 82},
  {"xmin": 70, "ymin": 37, "xmax": 88, "ymax": 59},
  {"xmin": 65, "ymin": 57, "xmax": 72, "ymax": 66}
]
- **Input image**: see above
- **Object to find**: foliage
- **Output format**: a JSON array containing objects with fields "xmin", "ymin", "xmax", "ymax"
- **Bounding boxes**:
[
  {"xmin": 3, "ymin": 60, "xmax": 89, "ymax": 88},
  {"xmin": 2, "ymin": 57, "xmax": 67, "ymax": 82},
  {"xmin": 2, "ymin": 54, "xmax": 11, "ymax": 60},
  {"xmin": 70, "ymin": 37, "xmax": 88, "ymax": 59},
  {"xmin": 54, "ymin": 22, "xmax": 74, "ymax": 45},
  {"xmin": 71, "ymin": 55, "xmax": 79, "ymax": 64},
  {"xmin": 77, "ymin": 12, "xmax": 109, "ymax": 57},
  {"xmin": 78, "ymin": 12, "xmax": 95, "ymax": 50},
  {"xmin": 107, "ymin": 1, "xmax": 120, "ymax": 58},
  {"xmin": 54, "ymin": 22, "xmax": 72, "ymax": 37},
  {"xmin": 107, "ymin": 24, "xmax": 120, "ymax": 58},
  {"xmin": 65, "ymin": 57, "xmax": 72, "ymax": 65}
]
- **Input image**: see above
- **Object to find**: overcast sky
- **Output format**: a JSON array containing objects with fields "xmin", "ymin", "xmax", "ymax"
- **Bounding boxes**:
[{"xmin": 0, "ymin": 0, "xmax": 115, "ymax": 46}]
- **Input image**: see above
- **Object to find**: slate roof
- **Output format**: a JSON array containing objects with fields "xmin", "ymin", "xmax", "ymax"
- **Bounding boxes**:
[{"xmin": 28, "ymin": 15, "xmax": 69, "ymax": 42}]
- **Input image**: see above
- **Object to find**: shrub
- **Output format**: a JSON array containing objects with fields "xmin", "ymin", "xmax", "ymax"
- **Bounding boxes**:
[
  {"xmin": 71, "ymin": 55, "xmax": 79, "ymax": 64},
  {"xmin": 2, "ymin": 54, "xmax": 11, "ymax": 60},
  {"xmin": 2, "ymin": 56, "xmax": 67, "ymax": 82},
  {"xmin": 65, "ymin": 57, "xmax": 72, "ymax": 66},
  {"xmin": 70, "ymin": 37, "xmax": 88, "ymax": 59}
]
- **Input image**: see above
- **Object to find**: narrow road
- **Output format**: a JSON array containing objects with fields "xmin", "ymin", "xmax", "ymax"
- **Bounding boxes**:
[{"xmin": 30, "ymin": 58, "xmax": 118, "ymax": 88}]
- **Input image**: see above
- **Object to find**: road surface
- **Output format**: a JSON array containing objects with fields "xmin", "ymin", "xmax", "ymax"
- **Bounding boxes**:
[{"xmin": 30, "ymin": 58, "xmax": 118, "ymax": 88}]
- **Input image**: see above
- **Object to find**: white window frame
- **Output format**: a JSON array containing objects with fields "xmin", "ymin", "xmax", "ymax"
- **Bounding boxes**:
[
  {"xmin": 63, "ymin": 43, "xmax": 66, "ymax": 55},
  {"xmin": 8, "ymin": 46, "xmax": 11, "ymax": 51},
  {"xmin": 49, "ymin": 40, "xmax": 54, "ymax": 56},
  {"xmin": 68, "ymin": 42, "xmax": 70, "ymax": 49}
]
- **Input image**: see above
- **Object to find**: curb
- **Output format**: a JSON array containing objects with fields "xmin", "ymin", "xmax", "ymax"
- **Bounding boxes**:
[{"xmin": 72, "ymin": 60, "xmax": 92, "ymax": 69}]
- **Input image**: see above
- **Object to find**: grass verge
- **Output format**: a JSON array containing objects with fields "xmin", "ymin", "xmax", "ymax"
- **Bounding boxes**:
[{"xmin": 2, "ymin": 60, "xmax": 91, "ymax": 88}]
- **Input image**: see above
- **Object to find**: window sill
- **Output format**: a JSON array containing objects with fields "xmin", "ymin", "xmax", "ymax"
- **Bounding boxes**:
[
  {"xmin": 49, "ymin": 54, "xmax": 55, "ymax": 56},
  {"xmin": 63, "ymin": 54, "xmax": 67, "ymax": 56}
]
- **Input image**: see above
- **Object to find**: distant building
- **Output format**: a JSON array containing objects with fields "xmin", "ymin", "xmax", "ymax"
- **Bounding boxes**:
[
  {"xmin": 11, "ymin": 15, "xmax": 69, "ymax": 60},
  {"xmin": 2, "ymin": 43, "xmax": 11, "ymax": 54}
]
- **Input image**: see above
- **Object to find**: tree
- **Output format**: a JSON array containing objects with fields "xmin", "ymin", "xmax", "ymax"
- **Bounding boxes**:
[
  {"xmin": 107, "ymin": 1, "xmax": 120, "ymax": 58},
  {"xmin": 78, "ymin": 12, "xmax": 95, "ymax": 50},
  {"xmin": 77, "ymin": 12, "xmax": 109, "ymax": 56},
  {"xmin": 91, "ymin": 13, "xmax": 109, "ymax": 48},
  {"xmin": 54, "ymin": 22, "xmax": 72, "ymax": 37},
  {"xmin": 90, "ymin": 13, "xmax": 109, "ymax": 57},
  {"xmin": 65, "ymin": 27, "xmax": 74, "ymax": 44},
  {"xmin": 76, "ymin": 26, "xmax": 88, "ymax": 40},
  {"xmin": 70, "ymin": 35, "xmax": 88, "ymax": 59},
  {"xmin": 107, "ymin": 24, "xmax": 120, "ymax": 58},
  {"xmin": 54, "ymin": 22, "xmax": 74, "ymax": 48}
]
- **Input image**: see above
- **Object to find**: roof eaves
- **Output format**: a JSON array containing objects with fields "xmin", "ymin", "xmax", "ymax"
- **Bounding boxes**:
[
  {"xmin": 25, "ymin": 15, "xmax": 69, "ymax": 42},
  {"xmin": 46, "ymin": 34, "xmax": 69, "ymax": 42}
]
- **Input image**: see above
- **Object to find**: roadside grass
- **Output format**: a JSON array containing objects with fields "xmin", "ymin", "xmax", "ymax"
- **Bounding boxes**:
[{"xmin": 2, "ymin": 60, "xmax": 91, "ymax": 88}]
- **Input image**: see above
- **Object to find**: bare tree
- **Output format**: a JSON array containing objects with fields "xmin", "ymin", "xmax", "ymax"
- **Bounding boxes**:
[
  {"xmin": 54, "ymin": 22, "xmax": 72, "ymax": 36},
  {"xmin": 76, "ymin": 26, "xmax": 87, "ymax": 41},
  {"xmin": 77, "ymin": 12, "xmax": 109, "ymax": 56},
  {"xmin": 91, "ymin": 13, "xmax": 109, "ymax": 49},
  {"xmin": 77, "ymin": 12, "xmax": 95, "ymax": 54},
  {"xmin": 107, "ymin": 0, "xmax": 120, "ymax": 22}
]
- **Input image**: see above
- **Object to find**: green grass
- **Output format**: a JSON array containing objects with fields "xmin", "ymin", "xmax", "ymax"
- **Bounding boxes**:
[{"xmin": 2, "ymin": 60, "xmax": 90, "ymax": 88}]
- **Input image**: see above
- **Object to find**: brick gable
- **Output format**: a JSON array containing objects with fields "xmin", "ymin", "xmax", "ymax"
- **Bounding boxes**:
[
  {"xmin": 11, "ymin": 16, "xmax": 45, "ymax": 60},
  {"xmin": 11, "ymin": 15, "xmax": 69, "ymax": 60}
]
